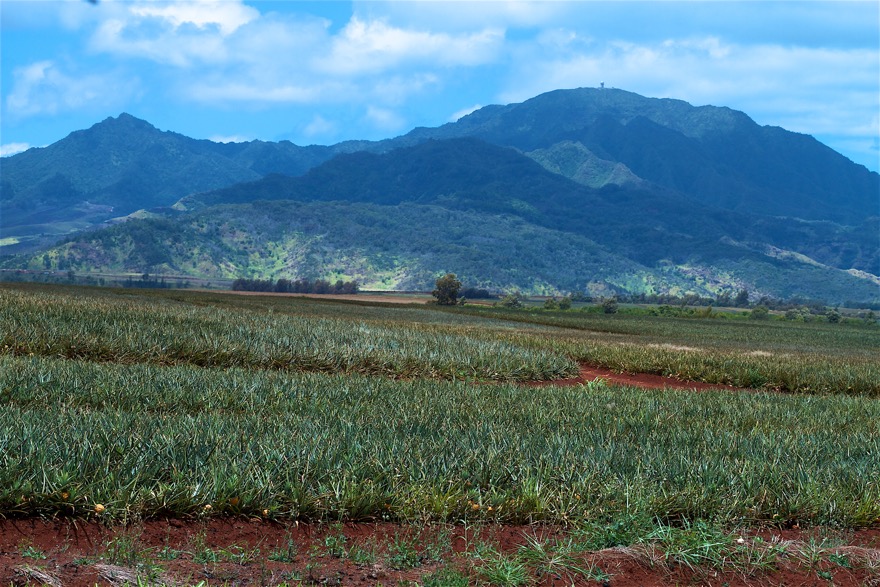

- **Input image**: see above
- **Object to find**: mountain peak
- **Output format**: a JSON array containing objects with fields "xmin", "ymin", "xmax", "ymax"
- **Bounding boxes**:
[{"xmin": 94, "ymin": 112, "xmax": 158, "ymax": 131}]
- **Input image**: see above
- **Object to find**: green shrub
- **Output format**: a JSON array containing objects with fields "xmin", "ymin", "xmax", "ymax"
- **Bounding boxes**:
[
  {"xmin": 601, "ymin": 297, "xmax": 618, "ymax": 314},
  {"xmin": 498, "ymin": 292, "xmax": 524, "ymax": 308},
  {"xmin": 749, "ymin": 305, "xmax": 770, "ymax": 320}
]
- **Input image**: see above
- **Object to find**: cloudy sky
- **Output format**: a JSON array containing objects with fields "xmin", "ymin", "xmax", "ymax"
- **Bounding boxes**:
[{"xmin": 2, "ymin": 0, "xmax": 878, "ymax": 171}]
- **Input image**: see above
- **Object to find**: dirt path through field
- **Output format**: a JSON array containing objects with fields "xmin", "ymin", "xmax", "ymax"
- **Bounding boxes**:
[{"xmin": 527, "ymin": 363, "xmax": 744, "ymax": 391}]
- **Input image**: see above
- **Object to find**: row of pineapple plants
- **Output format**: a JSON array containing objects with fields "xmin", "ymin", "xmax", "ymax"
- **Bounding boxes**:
[{"xmin": 2, "ymin": 354, "xmax": 877, "ymax": 527}]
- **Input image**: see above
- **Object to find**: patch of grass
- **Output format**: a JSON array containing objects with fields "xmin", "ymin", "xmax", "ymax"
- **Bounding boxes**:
[
  {"xmin": 268, "ymin": 538, "xmax": 298, "ymax": 563},
  {"xmin": 188, "ymin": 532, "xmax": 220, "ymax": 564},
  {"xmin": 322, "ymin": 524, "xmax": 348, "ymax": 558},
  {"xmin": 103, "ymin": 529, "xmax": 150, "ymax": 567},
  {"xmin": 828, "ymin": 552, "xmax": 853, "ymax": 569},
  {"xmin": 218, "ymin": 544, "xmax": 260, "ymax": 565},
  {"xmin": 422, "ymin": 567, "xmax": 470, "ymax": 587},
  {"xmin": 101, "ymin": 528, "xmax": 165, "ymax": 578},
  {"xmin": 572, "ymin": 514, "xmax": 653, "ymax": 550},
  {"xmin": 386, "ymin": 533, "xmax": 422, "ymax": 570},
  {"xmin": 457, "ymin": 304, "xmax": 880, "ymax": 395},
  {"xmin": 475, "ymin": 547, "xmax": 529, "ymax": 587},
  {"xmin": 647, "ymin": 521, "xmax": 734, "ymax": 571},
  {"xmin": 156, "ymin": 545, "xmax": 181, "ymax": 561},
  {"xmin": 348, "ymin": 540, "xmax": 378, "ymax": 566},
  {"xmin": 0, "ymin": 286, "xmax": 575, "ymax": 382},
  {"xmin": 19, "ymin": 544, "xmax": 47, "ymax": 560},
  {"xmin": 518, "ymin": 533, "xmax": 607, "ymax": 583}
]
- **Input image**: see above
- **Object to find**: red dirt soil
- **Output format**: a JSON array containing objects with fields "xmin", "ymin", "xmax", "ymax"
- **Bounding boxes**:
[
  {"xmin": 526, "ymin": 364, "xmax": 744, "ymax": 391},
  {"xmin": 2, "ymin": 519, "xmax": 878, "ymax": 587}
]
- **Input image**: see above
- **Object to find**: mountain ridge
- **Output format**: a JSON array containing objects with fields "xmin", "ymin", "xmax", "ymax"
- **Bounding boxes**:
[{"xmin": 1, "ymin": 87, "xmax": 877, "ymax": 302}]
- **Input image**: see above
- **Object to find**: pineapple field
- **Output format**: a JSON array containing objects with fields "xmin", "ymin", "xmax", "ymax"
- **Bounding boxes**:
[{"xmin": 1, "ymin": 282, "xmax": 878, "ymax": 586}]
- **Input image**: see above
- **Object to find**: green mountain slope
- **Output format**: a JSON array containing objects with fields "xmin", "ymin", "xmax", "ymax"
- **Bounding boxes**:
[
  {"xmin": 183, "ymin": 137, "xmax": 878, "ymax": 275},
  {"xmin": 9, "ymin": 136, "xmax": 877, "ymax": 303},
  {"xmin": 393, "ymin": 88, "xmax": 879, "ymax": 224},
  {"xmin": 17, "ymin": 200, "xmax": 878, "ymax": 302},
  {"xmin": 0, "ymin": 114, "xmax": 335, "ymax": 249}
]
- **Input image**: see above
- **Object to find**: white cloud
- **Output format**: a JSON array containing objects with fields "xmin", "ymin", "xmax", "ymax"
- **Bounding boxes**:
[
  {"xmin": 449, "ymin": 104, "xmax": 482, "ymax": 122},
  {"xmin": 357, "ymin": 1, "xmax": 572, "ymax": 31},
  {"xmin": 317, "ymin": 17, "xmax": 504, "ymax": 75},
  {"xmin": 364, "ymin": 105, "xmax": 405, "ymax": 131},
  {"xmin": 5, "ymin": 60, "xmax": 139, "ymax": 119},
  {"xmin": 303, "ymin": 115, "xmax": 337, "ymax": 138},
  {"xmin": 91, "ymin": 13, "xmax": 229, "ymax": 66},
  {"xmin": 1, "ymin": 0, "xmax": 111, "ymax": 31},
  {"xmin": 370, "ymin": 73, "xmax": 440, "ymax": 104},
  {"xmin": 0, "ymin": 143, "xmax": 31, "ymax": 157},
  {"xmin": 187, "ymin": 81, "xmax": 325, "ymax": 103},
  {"xmin": 130, "ymin": 1, "xmax": 258, "ymax": 36},
  {"xmin": 88, "ymin": 1, "xmax": 262, "ymax": 67},
  {"xmin": 82, "ymin": 3, "xmax": 497, "ymax": 110},
  {"xmin": 208, "ymin": 134, "xmax": 250, "ymax": 144}
]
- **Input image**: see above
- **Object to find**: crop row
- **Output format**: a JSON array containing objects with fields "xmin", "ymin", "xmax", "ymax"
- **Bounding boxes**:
[
  {"xmin": 458, "ymin": 306, "xmax": 880, "ymax": 357},
  {"xmin": 539, "ymin": 335, "xmax": 880, "ymax": 395},
  {"xmin": 2, "ymin": 355, "xmax": 877, "ymax": 527},
  {"xmin": 4, "ymin": 284, "xmax": 879, "ymax": 394},
  {"xmin": 0, "ymin": 287, "xmax": 574, "ymax": 381},
  {"xmin": 449, "ymin": 307, "xmax": 880, "ymax": 395}
]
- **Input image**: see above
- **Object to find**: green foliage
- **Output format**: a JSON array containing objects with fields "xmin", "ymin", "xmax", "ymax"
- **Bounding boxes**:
[
  {"xmin": 601, "ymin": 297, "xmax": 619, "ymax": 314},
  {"xmin": 7, "ymin": 193, "xmax": 878, "ymax": 302},
  {"xmin": 422, "ymin": 567, "xmax": 470, "ymax": 587},
  {"xmin": 750, "ymin": 305, "xmax": 770, "ymax": 320},
  {"xmin": 20, "ymin": 544, "xmax": 47, "ymax": 560},
  {"xmin": 498, "ymin": 292, "xmax": 524, "ymax": 308},
  {"xmin": 784, "ymin": 307, "xmax": 814, "ymax": 322},
  {"xmin": 2, "ymin": 352, "xmax": 879, "ymax": 526},
  {"xmin": 233, "ymin": 277, "xmax": 359, "ymax": 294},
  {"xmin": 0, "ymin": 286, "xmax": 574, "ymax": 382},
  {"xmin": 455, "ymin": 303, "xmax": 880, "ymax": 396},
  {"xmin": 268, "ymin": 539, "xmax": 297, "ymax": 563},
  {"xmin": 432, "ymin": 273, "xmax": 462, "ymax": 306}
]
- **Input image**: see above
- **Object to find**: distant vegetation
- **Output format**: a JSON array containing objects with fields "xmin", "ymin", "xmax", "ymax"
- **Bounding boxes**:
[
  {"xmin": 6, "ymin": 199, "xmax": 877, "ymax": 304},
  {"xmin": 232, "ymin": 277, "xmax": 359, "ymax": 295},
  {"xmin": 431, "ymin": 273, "xmax": 462, "ymax": 305}
]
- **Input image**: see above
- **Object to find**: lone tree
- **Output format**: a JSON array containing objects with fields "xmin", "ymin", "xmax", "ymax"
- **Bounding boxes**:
[{"xmin": 432, "ymin": 273, "xmax": 462, "ymax": 305}]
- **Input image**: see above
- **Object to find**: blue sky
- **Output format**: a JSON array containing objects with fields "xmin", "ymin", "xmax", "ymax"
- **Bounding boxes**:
[{"xmin": 2, "ymin": 0, "xmax": 878, "ymax": 172}]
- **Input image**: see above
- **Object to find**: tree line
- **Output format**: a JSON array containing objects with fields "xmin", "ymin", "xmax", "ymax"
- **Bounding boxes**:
[{"xmin": 232, "ymin": 277, "xmax": 359, "ymax": 294}]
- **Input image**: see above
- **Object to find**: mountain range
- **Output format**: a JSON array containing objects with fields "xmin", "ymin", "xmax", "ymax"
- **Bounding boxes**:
[{"xmin": 1, "ymin": 87, "xmax": 878, "ymax": 303}]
